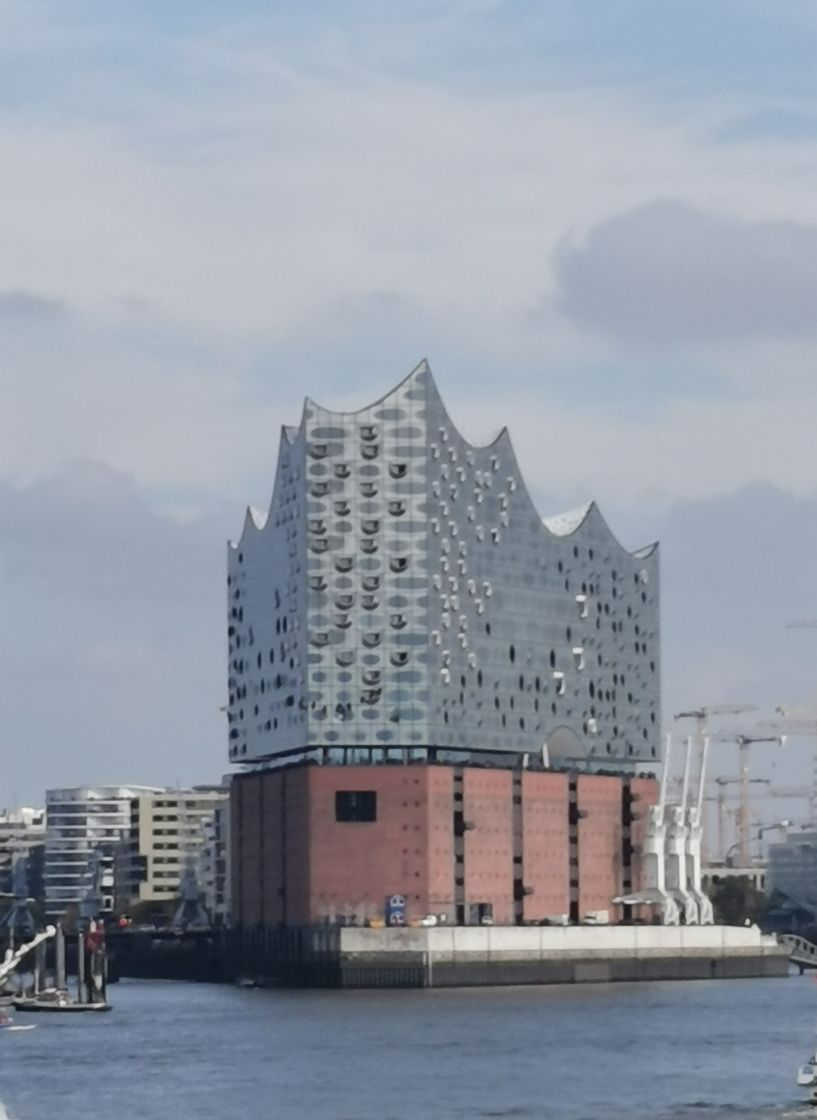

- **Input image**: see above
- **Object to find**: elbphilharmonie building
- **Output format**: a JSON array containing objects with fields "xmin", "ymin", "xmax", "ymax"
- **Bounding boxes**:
[{"xmin": 227, "ymin": 361, "xmax": 660, "ymax": 772}]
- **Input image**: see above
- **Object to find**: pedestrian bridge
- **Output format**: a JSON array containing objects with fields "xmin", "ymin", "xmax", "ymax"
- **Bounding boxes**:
[{"xmin": 779, "ymin": 934, "xmax": 817, "ymax": 970}]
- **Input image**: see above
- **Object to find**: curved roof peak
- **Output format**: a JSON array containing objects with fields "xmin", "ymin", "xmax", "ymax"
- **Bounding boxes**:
[
  {"xmin": 304, "ymin": 357, "xmax": 432, "ymax": 419},
  {"xmin": 542, "ymin": 501, "xmax": 596, "ymax": 537},
  {"xmin": 245, "ymin": 505, "xmax": 268, "ymax": 532}
]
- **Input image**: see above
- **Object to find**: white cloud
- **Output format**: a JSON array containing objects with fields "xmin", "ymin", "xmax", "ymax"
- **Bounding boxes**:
[{"xmin": 554, "ymin": 201, "xmax": 817, "ymax": 342}]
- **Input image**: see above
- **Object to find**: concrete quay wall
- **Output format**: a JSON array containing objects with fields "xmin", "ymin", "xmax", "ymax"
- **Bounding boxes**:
[
  {"xmin": 339, "ymin": 923, "xmax": 781, "ymax": 960},
  {"xmin": 333, "ymin": 925, "xmax": 789, "ymax": 987},
  {"xmin": 112, "ymin": 924, "xmax": 789, "ymax": 989}
]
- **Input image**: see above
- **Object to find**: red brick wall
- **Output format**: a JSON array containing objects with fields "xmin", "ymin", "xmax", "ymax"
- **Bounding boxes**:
[
  {"xmin": 425, "ymin": 766, "xmax": 455, "ymax": 918},
  {"xmin": 233, "ymin": 774, "xmax": 263, "ymax": 926},
  {"xmin": 307, "ymin": 767, "xmax": 429, "ymax": 924},
  {"xmin": 259, "ymin": 770, "xmax": 282, "ymax": 926},
  {"xmin": 462, "ymin": 769, "xmax": 514, "ymax": 925},
  {"xmin": 521, "ymin": 772, "xmax": 570, "ymax": 921},
  {"xmin": 284, "ymin": 768, "xmax": 311, "ymax": 924},
  {"xmin": 629, "ymin": 776, "xmax": 660, "ymax": 920},
  {"xmin": 577, "ymin": 775, "xmax": 623, "ymax": 921},
  {"xmin": 231, "ymin": 764, "xmax": 648, "ymax": 930}
]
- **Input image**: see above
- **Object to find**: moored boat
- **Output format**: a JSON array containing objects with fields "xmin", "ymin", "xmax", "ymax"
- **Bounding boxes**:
[{"xmin": 13, "ymin": 992, "xmax": 110, "ymax": 1013}]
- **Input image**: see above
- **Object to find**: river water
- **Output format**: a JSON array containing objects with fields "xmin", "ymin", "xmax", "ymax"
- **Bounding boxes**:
[{"xmin": 2, "ymin": 973, "xmax": 816, "ymax": 1120}]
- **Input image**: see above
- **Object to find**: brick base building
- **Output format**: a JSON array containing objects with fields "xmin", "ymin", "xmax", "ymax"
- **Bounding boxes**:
[{"xmin": 231, "ymin": 763, "xmax": 658, "ymax": 928}]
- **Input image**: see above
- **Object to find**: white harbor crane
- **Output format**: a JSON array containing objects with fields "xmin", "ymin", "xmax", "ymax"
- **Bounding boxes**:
[
  {"xmin": 673, "ymin": 704, "xmax": 756, "ymax": 865},
  {"xmin": 0, "ymin": 925, "xmax": 55, "ymax": 986},
  {"xmin": 613, "ymin": 734, "xmax": 680, "ymax": 924},
  {"xmin": 664, "ymin": 736, "xmax": 698, "ymax": 923}
]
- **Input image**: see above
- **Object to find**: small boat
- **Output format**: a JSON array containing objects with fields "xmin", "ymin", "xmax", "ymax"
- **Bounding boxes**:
[
  {"xmin": 797, "ymin": 1043, "xmax": 817, "ymax": 1105},
  {"xmin": 0, "ymin": 1011, "xmax": 35, "ymax": 1032},
  {"xmin": 798, "ymin": 1060, "xmax": 816, "ymax": 1087},
  {"xmin": 13, "ymin": 994, "xmax": 110, "ymax": 1013}
]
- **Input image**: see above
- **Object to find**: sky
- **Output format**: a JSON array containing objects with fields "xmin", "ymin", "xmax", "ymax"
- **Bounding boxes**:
[{"xmin": 3, "ymin": 1, "xmax": 817, "ymax": 842}]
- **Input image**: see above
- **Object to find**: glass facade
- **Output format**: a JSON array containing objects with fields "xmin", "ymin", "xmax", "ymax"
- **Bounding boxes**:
[{"xmin": 227, "ymin": 362, "xmax": 660, "ymax": 771}]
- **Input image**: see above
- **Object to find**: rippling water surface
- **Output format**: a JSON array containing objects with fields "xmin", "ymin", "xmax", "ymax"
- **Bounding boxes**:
[{"xmin": 2, "ymin": 973, "xmax": 816, "ymax": 1119}]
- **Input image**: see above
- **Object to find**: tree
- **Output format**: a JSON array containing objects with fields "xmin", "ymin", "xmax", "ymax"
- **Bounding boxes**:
[{"xmin": 706, "ymin": 876, "xmax": 768, "ymax": 926}]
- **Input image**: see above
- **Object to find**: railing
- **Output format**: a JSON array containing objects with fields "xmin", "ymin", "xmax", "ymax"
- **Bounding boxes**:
[{"xmin": 780, "ymin": 933, "xmax": 817, "ymax": 968}]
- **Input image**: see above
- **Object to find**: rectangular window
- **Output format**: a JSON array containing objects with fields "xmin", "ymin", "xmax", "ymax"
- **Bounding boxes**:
[{"xmin": 335, "ymin": 790, "xmax": 377, "ymax": 823}]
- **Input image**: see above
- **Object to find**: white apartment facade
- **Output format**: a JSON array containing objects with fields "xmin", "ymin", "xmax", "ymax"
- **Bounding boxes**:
[{"xmin": 44, "ymin": 785, "xmax": 161, "ymax": 915}]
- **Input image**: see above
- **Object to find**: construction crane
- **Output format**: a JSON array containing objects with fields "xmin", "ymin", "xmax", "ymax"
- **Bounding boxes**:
[
  {"xmin": 673, "ymin": 705, "xmax": 758, "ymax": 862},
  {"xmin": 758, "ymin": 705, "xmax": 817, "ymax": 824},
  {"xmin": 733, "ymin": 735, "xmax": 785, "ymax": 866},
  {"xmin": 706, "ymin": 776, "xmax": 770, "ymax": 863},
  {"xmin": 673, "ymin": 704, "xmax": 757, "ymax": 739}
]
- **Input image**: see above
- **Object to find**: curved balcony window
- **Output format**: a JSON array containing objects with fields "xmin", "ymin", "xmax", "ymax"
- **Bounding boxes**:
[
  {"xmin": 311, "ymin": 482, "xmax": 329, "ymax": 497},
  {"xmin": 309, "ymin": 576, "xmax": 327, "ymax": 592},
  {"xmin": 362, "ymin": 632, "xmax": 382, "ymax": 648},
  {"xmin": 361, "ymin": 594, "xmax": 379, "ymax": 610},
  {"xmin": 334, "ymin": 614, "xmax": 352, "ymax": 630},
  {"xmin": 335, "ymin": 701, "xmax": 352, "ymax": 722},
  {"xmin": 336, "ymin": 650, "xmax": 355, "ymax": 666},
  {"xmin": 334, "ymin": 462, "xmax": 351, "ymax": 479},
  {"xmin": 390, "ymin": 651, "xmax": 409, "ymax": 667},
  {"xmin": 362, "ymin": 669, "xmax": 381, "ymax": 685},
  {"xmin": 390, "ymin": 613, "xmax": 407, "ymax": 630},
  {"xmin": 360, "ymin": 481, "xmax": 378, "ymax": 498},
  {"xmin": 361, "ymin": 575, "xmax": 381, "ymax": 591},
  {"xmin": 389, "ymin": 463, "xmax": 407, "ymax": 479},
  {"xmin": 310, "ymin": 539, "xmax": 329, "ymax": 554},
  {"xmin": 308, "ymin": 518, "xmax": 326, "ymax": 534},
  {"xmin": 361, "ymin": 444, "xmax": 380, "ymax": 460},
  {"xmin": 310, "ymin": 443, "xmax": 328, "ymax": 459},
  {"xmin": 334, "ymin": 500, "xmax": 351, "ymax": 516},
  {"xmin": 361, "ymin": 688, "xmax": 381, "ymax": 705},
  {"xmin": 310, "ymin": 632, "xmax": 329, "ymax": 647},
  {"xmin": 361, "ymin": 519, "xmax": 379, "ymax": 535},
  {"xmin": 335, "ymin": 556, "xmax": 354, "ymax": 572},
  {"xmin": 388, "ymin": 501, "xmax": 406, "ymax": 517},
  {"xmin": 335, "ymin": 594, "xmax": 354, "ymax": 610},
  {"xmin": 312, "ymin": 705, "xmax": 327, "ymax": 721},
  {"xmin": 360, "ymin": 424, "xmax": 377, "ymax": 441},
  {"xmin": 360, "ymin": 539, "xmax": 379, "ymax": 554}
]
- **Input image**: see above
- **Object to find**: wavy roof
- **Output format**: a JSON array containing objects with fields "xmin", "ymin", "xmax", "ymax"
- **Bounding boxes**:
[{"xmin": 231, "ymin": 360, "xmax": 658, "ymax": 560}]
